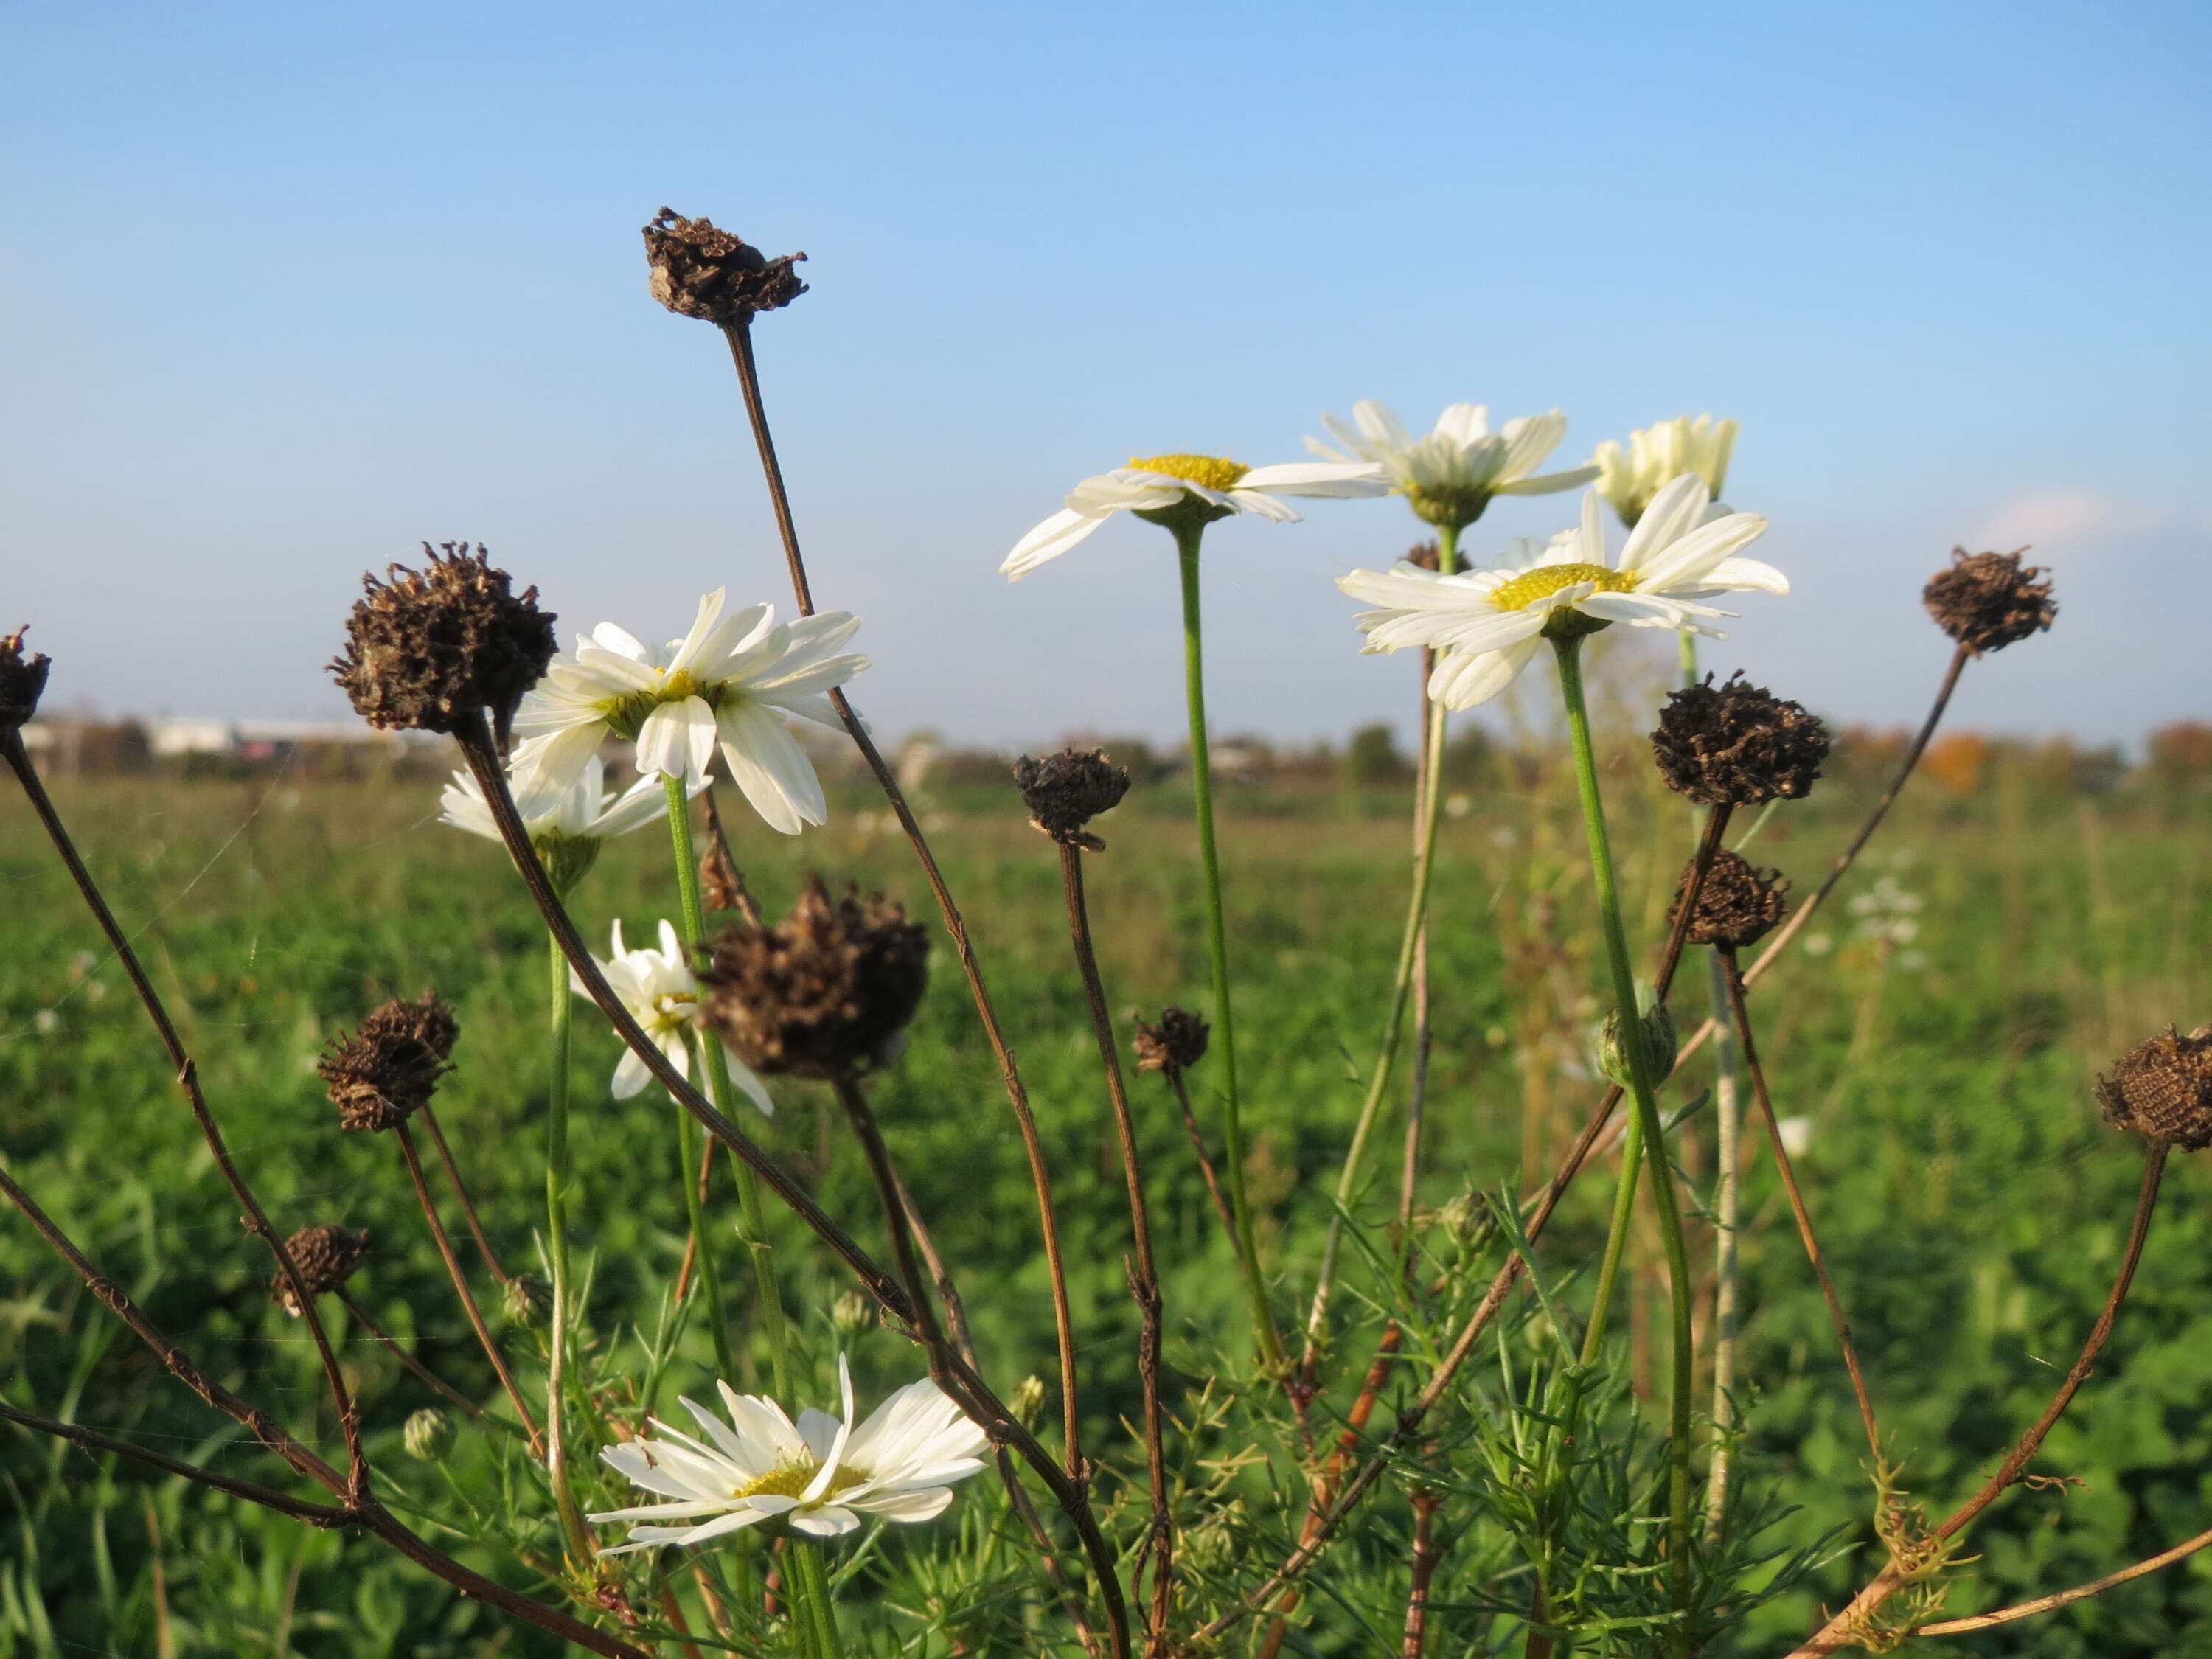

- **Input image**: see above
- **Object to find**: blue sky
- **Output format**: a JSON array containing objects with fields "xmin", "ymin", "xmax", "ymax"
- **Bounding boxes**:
[{"xmin": 4, "ymin": 0, "xmax": 2207, "ymax": 748}]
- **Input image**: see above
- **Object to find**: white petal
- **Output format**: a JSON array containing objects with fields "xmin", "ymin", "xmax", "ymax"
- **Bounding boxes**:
[
  {"xmin": 611, "ymin": 1046, "xmax": 653, "ymax": 1100},
  {"xmin": 664, "ymin": 589, "xmax": 731, "ymax": 674},
  {"xmin": 719, "ymin": 1044, "xmax": 776, "ymax": 1116},
  {"xmin": 787, "ymin": 1505, "xmax": 862, "ymax": 1538},
  {"xmin": 1002, "ymin": 509, "xmax": 1107, "ymax": 580},
  {"xmin": 1633, "ymin": 512, "xmax": 1770, "ymax": 593},
  {"xmin": 634, "ymin": 698, "xmax": 718, "ymax": 785},
  {"xmin": 509, "ymin": 725, "xmax": 606, "ymax": 799},
  {"xmin": 717, "ymin": 703, "xmax": 827, "ymax": 836},
  {"xmin": 1429, "ymin": 636, "xmax": 1543, "ymax": 709},
  {"xmin": 588, "ymin": 622, "xmax": 655, "ymax": 663},
  {"xmin": 856, "ymin": 1486, "xmax": 956, "ymax": 1523},
  {"xmin": 1619, "ymin": 474, "xmax": 1714, "ymax": 569},
  {"xmin": 1494, "ymin": 464, "xmax": 1601, "ymax": 496},
  {"xmin": 1224, "ymin": 490, "xmax": 1302, "ymax": 524},
  {"xmin": 1688, "ymin": 555, "xmax": 1790, "ymax": 595},
  {"xmin": 1237, "ymin": 460, "xmax": 1389, "ymax": 497}
]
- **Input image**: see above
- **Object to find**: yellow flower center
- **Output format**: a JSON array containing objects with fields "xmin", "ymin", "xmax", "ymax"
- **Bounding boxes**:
[
  {"xmin": 1491, "ymin": 563, "xmax": 1638, "ymax": 611},
  {"xmin": 734, "ymin": 1461, "xmax": 870, "ymax": 1502},
  {"xmin": 1127, "ymin": 453, "xmax": 1247, "ymax": 491},
  {"xmin": 593, "ymin": 669, "xmax": 734, "ymax": 742}
]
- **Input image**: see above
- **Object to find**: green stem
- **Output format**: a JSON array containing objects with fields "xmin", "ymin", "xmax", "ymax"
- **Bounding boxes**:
[
  {"xmin": 1174, "ymin": 521, "xmax": 1284, "ymax": 1371},
  {"xmin": 1552, "ymin": 634, "xmax": 1697, "ymax": 1647},
  {"xmin": 663, "ymin": 776, "xmax": 736, "ymax": 1382},
  {"xmin": 1302, "ymin": 523, "xmax": 1459, "ymax": 1370},
  {"xmin": 545, "ymin": 926, "xmax": 593, "ymax": 1565},
  {"xmin": 786, "ymin": 1536, "xmax": 843, "ymax": 1658}
]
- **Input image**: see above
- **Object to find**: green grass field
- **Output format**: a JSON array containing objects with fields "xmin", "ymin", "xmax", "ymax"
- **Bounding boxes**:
[{"xmin": 1, "ymin": 752, "xmax": 2208, "ymax": 1656}]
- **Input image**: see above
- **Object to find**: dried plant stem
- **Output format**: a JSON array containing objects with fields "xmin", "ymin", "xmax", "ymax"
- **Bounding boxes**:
[
  {"xmin": 1302, "ymin": 524, "xmax": 1460, "ymax": 1377},
  {"xmin": 1402, "ymin": 1489, "xmax": 1442, "ymax": 1659},
  {"xmin": 1916, "ymin": 1521, "xmax": 2212, "ymax": 1635},
  {"xmin": 830, "ymin": 1070, "xmax": 1133, "ymax": 1659},
  {"xmin": 334, "ymin": 1290, "xmax": 512, "ymax": 1435},
  {"xmin": 542, "ymin": 926, "xmax": 594, "ymax": 1562},
  {"xmin": 1718, "ymin": 947, "xmax": 1882, "ymax": 1461},
  {"xmin": 417, "ymin": 1102, "xmax": 510, "ymax": 1285},
  {"xmin": 717, "ymin": 316, "xmax": 1084, "ymax": 1453},
  {"xmin": 1787, "ymin": 1143, "xmax": 2169, "ymax": 1657},
  {"xmin": 700, "ymin": 784, "xmax": 764, "ymax": 925},
  {"xmin": 0, "ymin": 730, "xmax": 368, "ymax": 1503},
  {"xmin": 1162, "ymin": 1065, "xmax": 1237, "ymax": 1242},
  {"xmin": 393, "ymin": 1124, "xmax": 541, "ymax": 1452},
  {"xmin": 1700, "ymin": 947, "xmax": 1747, "ymax": 1544},
  {"xmin": 1172, "ymin": 519, "xmax": 1284, "ymax": 1370},
  {"xmin": 0, "ymin": 1399, "xmax": 358, "ymax": 1525},
  {"xmin": 1059, "ymin": 843, "xmax": 1174, "ymax": 1646}
]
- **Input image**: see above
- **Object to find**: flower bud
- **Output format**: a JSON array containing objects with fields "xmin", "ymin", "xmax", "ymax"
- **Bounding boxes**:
[
  {"xmin": 1599, "ymin": 1001, "xmax": 1678, "ymax": 1088},
  {"xmin": 502, "ymin": 1273, "xmax": 553, "ymax": 1329},
  {"xmin": 1923, "ymin": 548, "xmax": 2056, "ymax": 656},
  {"xmin": 1010, "ymin": 1374, "xmax": 1048, "ymax": 1431},
  {"xmin": 1432, "ymin": 1192, "xmax": 1489, "ymax": 1250},
  {"xmin": 1012, "ymin": 749, "xmax": 1131, "ymax": 851},
  {"xmin": 830, "ymin": 1289, "xmax": 875, "ymax": 1339},
  {"xmin": 403, "ymin": 1407, "xmax": 457, "ymax": 1462}
]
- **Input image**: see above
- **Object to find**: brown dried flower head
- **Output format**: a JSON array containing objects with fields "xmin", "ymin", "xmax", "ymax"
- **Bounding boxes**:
[
  {"xmin": 1671, "ymin": 849, "xmax": 1790, "ymax": 950},
  {"xmin": 1403, "ymin": 540, "xmax": 1442, "ymax": 572},
  {"xmin": 0, "ymin": 627, "xmax": 50, "ymax": 730},
  {"xmin": 1923, "ymin": 548, "xmax": 2057, "ymax": 655},
  {"xmin": 271, "ymin": 1223, "xmax": 370, "ymax": 1315},
  {"xmin": 1012, "ymin": 748, "xmax": 1131, "ymax": 851},
  {"xmin": 643, "ymin": 209, "xmax": 808, "ymax": 324},
  {"xmin": 1651, "ymin": 672, "xmax": 1830, "ymax": 806},
  {"xmin": 1133, "ymin": 1006, "xmax": 1211, "ymax": 1077},
  {"xmin": 320, "ymin": 992, "xmax": 459, "ymax": 1132},
  {"xmin": 700, "ymin": 878, "xmax": 930, "ymax": 1077},
  {"xmin": 2096, "ymin": 1026, "xmax": 2212, "ymax": 1150},
  {"xmin": 330, "ymin": 544, "xmax": 556, "ymax": 737}
]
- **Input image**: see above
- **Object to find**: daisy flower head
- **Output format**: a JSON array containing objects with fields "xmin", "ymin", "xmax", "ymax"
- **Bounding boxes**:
[
  {"xmin": 590, "ymin": 1355, "xmax": 990, "ymax": 1551},
  {"xmin": 1307, "ymin": 401, "xmax": 1599, "ymax": 532},
  {"xmin": 1593, "ymin": 414, "xmax": 1739, "ymax": 529},
  {"xmin": 511, "ymin": 588, "xmax": 866, "ymax": 836},
  {"xmin": 1001, "ymin": 451, "xmax": 1386, "ymax": 581},
  {"xmin": 1337, "ymin": 475, "xmax": 1786, "ymax": 711},
  {"xmin": 577, "ymin": 918, "xmax": 773, "ymax": 1116},
  {"xmin": 439, "ymin": 754, "xmax": 691, "ymax": 892}
]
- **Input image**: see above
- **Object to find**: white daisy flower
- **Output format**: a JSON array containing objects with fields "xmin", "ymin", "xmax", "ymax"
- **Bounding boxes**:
[
  {"xmin": 1001, "ymin": 451, "xmax": 1386, "ymax": 580},
  {"xmin": 441, "ymin": 755, "xmax": 693, "ymax": 890},
  {"xmin": 1593, "ymin": 414, "xmax": 1739, "ymax": 528},
  {"xmin": 511, "ymin": 588, "xmax": 866, "ymax": 836},
  {"xmin": 589, "ymin": 1355, "xmax": 989, "ymax": 1551},
  {"xmin": 1306, "ymin": 400, "xmax": 1599, "ymax": 529},
  {"xmin": 1337, "ymin": 476, "xmax": 1787, "ymax": 711},
  {"xmin": 577, "ymin": 918, "xmax": 772, "ymax": 1116}
]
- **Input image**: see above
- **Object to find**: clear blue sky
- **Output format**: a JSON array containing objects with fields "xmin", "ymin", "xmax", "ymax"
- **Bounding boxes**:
[{"xmin": 4, "ymin": 0, "xmax": 2207, "ymax": 748}]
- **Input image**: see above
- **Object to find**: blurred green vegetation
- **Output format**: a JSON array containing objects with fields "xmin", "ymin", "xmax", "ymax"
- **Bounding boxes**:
[{"xmin": 1, "ymin": 735, "xmax": 2208, "ymax": 1655}]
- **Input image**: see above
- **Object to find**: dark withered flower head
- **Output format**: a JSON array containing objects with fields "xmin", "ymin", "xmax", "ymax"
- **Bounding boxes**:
[
  {"xmin": 271, "ymin": 1223, "xmax": 370, "ymax": 1315},
  {"xmin": 0, "ymin": 627, "xmax": 50, "ymax": 730},
  {"xmin": 1923, "ymin": 547, "xmax": 2057, "ymax": 655},
  {"xmin": 320, "ymin": 992, "xmax": 458, "ymax": 1132},
  {"xmin": 1670, "ymin": 849, "xmax": 1790, "ymax": 950},
  {"xmin": 1651, "ymin": 672, "xmax": 1831, "ymax": 806},
  {"xmin": 1133, "ymin": 1006, "xmax": 1210, "ymax": 1077},
  {"xmin": 699, "ymin": 877, "xmax": 929, "ymax": 1078},
  {"xmin": 1403, "ymin": 540, "xmax": 1441, "ymax": 572},
  {"xmin": 643, "ymin": 209, "xmax": 808, "ymax": 324},
  {"xmin": 1012, "ymin": 748, "xmax": 1131, "ymax": 850},
  {"xmin": 2096, "ymin": 1026, "xmax": 2212, "ymax": 1150},
  {"xmin": 330, "ymin": 544, "xmax": 556, "ymax": 737}
]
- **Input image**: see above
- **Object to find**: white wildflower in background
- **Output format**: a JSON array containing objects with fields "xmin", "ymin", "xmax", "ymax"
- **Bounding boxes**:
[
  {"xmin": 1001, "ymin": 452, "xmax": 1385, "ymax": 580},
  {"xmin": 1594, "ymin": 414, "xmax": 1740, "ymax": 527},
  {"xmin": 577, "ymin": 919, "xmax": 772, "ymax": 1115},
  {"xmin": 1775, "ymin": 1116, "xmax": 1815, "ymax": 1158},
  {"xmin": 590, "ymin": 1356, "xmax": 989, "ymax": 1549},
  {"xmin": 1849, "ymin": 875, "xmax": 1924, "ymax": 946},
  {"xmin": 1306, "ymin": 401, "xmax": 1597, "ymax": 529},
  {"xmin": 512, "ymin": 588, "xmax": 866, "ymax": 835},
  {"xmin": 1337, "ymin": 476, "xmax": 1785, "ymax": 709}
]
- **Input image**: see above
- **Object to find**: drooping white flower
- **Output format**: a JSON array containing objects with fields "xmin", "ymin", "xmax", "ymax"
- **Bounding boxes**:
[
  {"xmin": 1306, "ymin": 401, "xmax": 1598, "ymax": 529},
  {"xmin": 512, "ymin": 589, "xmax": 866, "ymax": 835},
  {"xmin": 1001, "ymin": 452, "xmax": 1385, "ymax": 580},
  {"xmin": 1593, "ymin": 414, "xmax": 1739, "ymax": 528},
  {"xmin": 589, "ymin": 1355, "xmax": 989, "ymax": 1551},
  {"xmin": 1337, "ymin": 476, "xmax": 1787, "ymax": 711},
  {"xmin": 440, "ymin": 754, "xmax": 683, "ymax": 845},
  {"xmin": 577, "ymin": 918, "xmax": 772, "ymax": 1116}
]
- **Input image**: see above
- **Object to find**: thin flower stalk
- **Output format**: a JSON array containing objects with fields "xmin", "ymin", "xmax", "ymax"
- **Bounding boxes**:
[
  {"xmin": 417, "ymin": 1100, "xmax": 512, "ymax": 1285},
  {"xmin": 1916, "ymin": 1523, "xmax": 2212, "ymax": 1636},
  {"xmin": 1059, "ymin": 842, "xmax": 1175, "ymax": 1645},
  {"xmin": 1402, "ymin": 1489, "xmax": 1443, "ymax": 1659},
  {"xmin": 718, "ymin": 316, "xmax": 1085, "ymax": 1449},
  {"xmin": 787, "ymin": 1537, "xmax": 843, "ymax": 1658},
  {"xmin": 335, "ymin": 1289, "xmax": 518, "ymax": 1437},
  {"xmin": 1174, "ymin": 518, "xmax": 1284, "ymax": 1369},
  {"xmin": 1551, "ymin": 634, "xmax": 1697, "ymax": 1645},
  {"xmin": 1718, "ymin": 946, "xmax": 1882, "ymax": 1462},
  {"xmin": 392, "ymin": 1123, "xmax": 542, "ymax": 1452},
  {"xmin": 1301, "ymin": 521, "xmax": 1461, "ymax": 1380},
  {"xmin": 1161, "ymin": 1063, "xmax": 1237, "ymax": 1242},
  {"xmin": 0, "ymin": 728, "xmax": 369, "ymax": 1503},
  {"xmin": 543, "ymin": 925, "xmax": 593, "ymax": 1561}
]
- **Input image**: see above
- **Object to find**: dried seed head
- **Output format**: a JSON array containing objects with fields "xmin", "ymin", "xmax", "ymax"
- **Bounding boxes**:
[
  {"xmin": 0, "ymin": 627, "xmax": 50, "ymax": 730},
  {"xmin": 1133, "ymin": 1006, "xmax": 1210, "ymax": 1077},
  {"xmin": 699, "ymin": 877, "xmax": 930, "ymax": 1078},
  {"xmin": 1923, "ymin": 548, "xmax": 2057, "ymax": 655},
  {"xmin": 643, "ymin": 209, "xmax": 808, "ymax": 324},
  {"xmin": 2096, "ymin": 1027, "xmax": 2212, "ymax": 1150},
  {"xmin": 1403, "ymin": 540, "xmax": 1442, "ymax": 572},
  {"xmin": 270, "ymin": 1223, "xmax": 370, "ymax": 1315},
  {"xmin": 1671, "ymin": 849, "xmax": 1790, "ymax": 950},
  {"xmin": 502, "ymin": 1272, "xmax": 553, "ymax": 1329},
  {"xmin": 330, "ymin": 544, "xmax": 556, "ymax": 737},
  {"xmin": 404, "ymin": 1407, "xmax": 457, "ymax": 1462},
  {"xmin": 319, "ymin": 992, "xmax": 459, "ymax": 1132},
  {"xmin": 1012, "ymin": 748, "xmax": 1131, "ymax": 850},
  {"xmin": 1651, "ymin": 672, "xmax": 1831, "ymax": 806}
]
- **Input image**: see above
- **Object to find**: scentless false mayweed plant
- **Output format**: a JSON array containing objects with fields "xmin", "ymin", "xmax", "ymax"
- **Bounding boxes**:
[{"xmin": 10, "ymin": 206, "xmax": 2202, "ymax": 1659}]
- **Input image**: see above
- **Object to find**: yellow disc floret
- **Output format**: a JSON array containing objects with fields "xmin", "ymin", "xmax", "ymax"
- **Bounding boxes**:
[
  {"xmin": 735, "ymin": 1461, "xmax": 871, "ymax": 1502},
  {"xmin": 1127, "ymin": 453, "xmax": 1248, "ymax": 492},
  {"xmin": 1491, "ymin": 563, "xmax": 1638, "ymax": 611}
]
